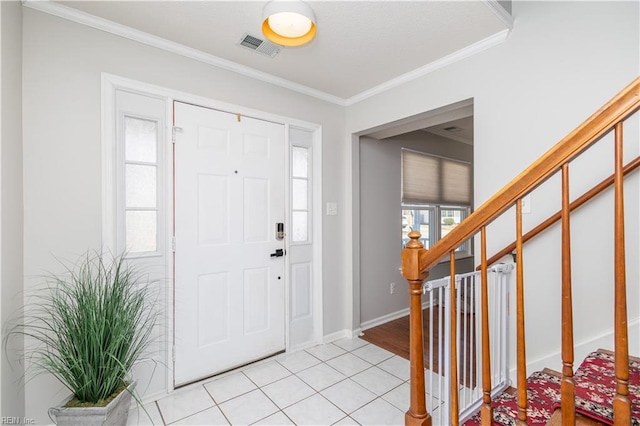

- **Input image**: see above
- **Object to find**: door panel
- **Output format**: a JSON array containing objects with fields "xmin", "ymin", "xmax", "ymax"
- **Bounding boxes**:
[{"xmin": 174, "ymin": 102, "xmax": 285, "ymax": 386}]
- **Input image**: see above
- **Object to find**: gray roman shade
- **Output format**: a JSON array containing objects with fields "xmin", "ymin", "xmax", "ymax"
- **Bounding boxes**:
[{"xmin": 401, "ymin": 148, "xmax": 471, "ymax": 205}]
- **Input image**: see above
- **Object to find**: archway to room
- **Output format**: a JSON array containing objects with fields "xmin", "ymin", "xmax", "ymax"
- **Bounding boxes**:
[{"xmin": 352, "ymin": 99, "xmax": 474, "ymax": 360}]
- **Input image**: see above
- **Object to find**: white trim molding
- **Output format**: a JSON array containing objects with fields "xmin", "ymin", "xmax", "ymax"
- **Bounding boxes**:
[
  {"xmin": 23, "ymin": 0, "xmax": 345, "ymax": 106},
  {"xmin": 102, "ymin": 73, "xmax": 324, "ymax": 398},
  {"xmin": 360, "ymin": 299, "xmax": 436, "ymax": 332},
  {"xmin": 482, "ymin": 0, "xmax": 515, "ymax": 30},
  {"xmin": 344, "ymin": 29, "xmax": 510, "ymax": 106},
  {"xmin": 24, "ymin": 0, "xmax": 511, "ymax": 107}
]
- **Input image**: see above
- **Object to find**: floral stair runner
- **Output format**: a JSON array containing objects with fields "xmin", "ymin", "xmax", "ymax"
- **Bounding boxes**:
[
  {"xmin": 463, "ymin": 350, "xmax": 640, "ymax": 425},
  {"xmin": 562, "ymin": 350, "xmax": 640, "ymax": 425},
  {"xmin": 463, "ymin": 370, "xmax": 561, "ymax": 425}
]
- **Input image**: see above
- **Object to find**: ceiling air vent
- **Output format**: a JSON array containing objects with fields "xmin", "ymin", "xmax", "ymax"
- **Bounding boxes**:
[{"xmin": 239, "ymin": 33, "xmax": 281, "ymax": 58}]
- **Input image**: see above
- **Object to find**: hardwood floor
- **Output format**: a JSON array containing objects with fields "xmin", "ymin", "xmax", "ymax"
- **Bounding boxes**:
[{"xmin": 361, "ymin": 306, "xmax": 476, "ymax": 387}]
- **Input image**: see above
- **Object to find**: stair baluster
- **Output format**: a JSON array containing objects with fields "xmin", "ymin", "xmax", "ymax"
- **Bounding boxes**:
[
  {"xmin": 515, "ymin": 199, "xmax": 527, "ymax": 425},
  {"xmin": 450, "ymin": 251, "xmax": 460, "ymax": 426},
  {"xmin": 480, "ymin": 227, "xmax": 493, "ymax": 425},
  {"xmin": 613, "ymin": 122, "xmax": 631, "ymax": 424},
  {"xmin": 560, "ymin": 163, "xmax": 577, "ymax": 423}
]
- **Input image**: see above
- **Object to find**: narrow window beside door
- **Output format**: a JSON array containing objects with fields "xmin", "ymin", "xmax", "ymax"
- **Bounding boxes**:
[
  {"xmin": 291, "ymin": 145, "xmax": 311, "ymax": 243},
  {"xmin": 124, "ymin": 116, "xmax": 159, "ymax": 254}
]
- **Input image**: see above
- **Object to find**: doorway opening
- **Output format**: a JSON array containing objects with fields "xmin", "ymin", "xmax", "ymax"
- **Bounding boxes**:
[{"xmin": 353, "ymin": 99, "xmax": 475, "ymax": 347}]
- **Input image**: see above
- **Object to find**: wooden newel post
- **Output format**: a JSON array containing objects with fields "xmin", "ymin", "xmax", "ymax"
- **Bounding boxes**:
[{"xmin": 402, "ymin": 231, "xmax": 431, "ymax": 426}]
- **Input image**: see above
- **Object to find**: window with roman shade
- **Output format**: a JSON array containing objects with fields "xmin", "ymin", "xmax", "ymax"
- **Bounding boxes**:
[
  {"xmin": 401, "ymin": 148, "xmax": 472, "ymax": 254},
  {"xmin": 401, "ymin": 148, "xmax": 471, "ymax": 205}
]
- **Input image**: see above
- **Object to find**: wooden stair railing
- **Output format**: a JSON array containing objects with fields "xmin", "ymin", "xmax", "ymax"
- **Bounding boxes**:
[
  {"xmin": 401, "ymin": 76, "xmax": 640, "ymax": 426},
  {"xmin": 480, "ymin": 154, "xmax": 640, "ymax": 270}
]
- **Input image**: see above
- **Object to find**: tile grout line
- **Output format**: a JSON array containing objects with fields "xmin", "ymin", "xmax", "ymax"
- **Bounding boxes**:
[
  {"xmin": 151, "ymin": 338, "xmax": 410, "ymax": 426},
  {"xmin": 153, "ymin": 400, "xmax": 167, "ymax": 426},
  {"xmin": 201, "ymin": 382, "xmax": 233, "ymax": 426}
]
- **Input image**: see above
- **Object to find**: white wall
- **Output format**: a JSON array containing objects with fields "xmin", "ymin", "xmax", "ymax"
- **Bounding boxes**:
[
  {"xmin": 22, "ymin": 8, "xmax": 346, "ymax": 423},
  {"xmin": 0, "ymin": 0, "xmax": 25, "ymax": 420},
  {"xmin": 17, "ymin": 1, "xmax": 640, "ymax": 421},
  {"xmin": 359, "ymin": 131, "xmax": 473, "ymax": 325},
  {"xmin": 348, "ymin": 1, "xmax": 640, "ymax": 372}
]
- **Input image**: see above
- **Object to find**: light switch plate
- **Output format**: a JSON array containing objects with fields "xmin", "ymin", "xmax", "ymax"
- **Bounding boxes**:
[
  {"xmin": 522, "ymin": 194, "xmax": 531, "ymax": 214},
  {"xmin": 326, "ymin": 202, "xmax": 338, "ymax": 216}
]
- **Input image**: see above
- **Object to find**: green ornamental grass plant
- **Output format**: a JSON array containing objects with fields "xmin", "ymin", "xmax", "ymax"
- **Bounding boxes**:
[{"xmin": 8, "ymin": 251, "xmax": 158, "ymax": 406}]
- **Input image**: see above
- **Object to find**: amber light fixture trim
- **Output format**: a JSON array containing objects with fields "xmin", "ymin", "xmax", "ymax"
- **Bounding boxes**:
[{"xmin": 262, "ymin": 0, "xmax": 317, "ymax": 47}]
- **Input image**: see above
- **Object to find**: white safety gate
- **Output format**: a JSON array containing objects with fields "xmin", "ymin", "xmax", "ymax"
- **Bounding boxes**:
[{"xmin": 422, "ymin": 263, "xmax": 513, "ymax": 425}]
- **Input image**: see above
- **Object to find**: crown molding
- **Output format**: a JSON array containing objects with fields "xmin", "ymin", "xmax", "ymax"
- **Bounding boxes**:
[
  {"xmin": 23, "ymin": 0, "xmax": 511, "ymax": 108},
  {"xmin": 22, "ymin": 0, "xmax": 347, "ymax": 106},
  {"xmin": 344, "ymin": 28, "xmax": 510, "ymax": 106},
  {"xmin": 482, "ymin": 0, "xmax": 515, "ymax": 30}
]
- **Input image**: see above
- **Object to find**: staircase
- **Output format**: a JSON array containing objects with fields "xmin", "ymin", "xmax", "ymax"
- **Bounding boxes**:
[
  {"xmin": 401, "ymin": 76, "xmax": 640, "ymax": 425},
  {"xmin": 463, "ymin": 349, "xmax": 640, "ymax": 425}
]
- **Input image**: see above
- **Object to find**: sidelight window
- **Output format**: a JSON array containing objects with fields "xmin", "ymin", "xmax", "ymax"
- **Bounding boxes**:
[
  {"xmin": 124, "ymin": 116, "xmax": 159, "ymax": 254},
  {"xmin": 290, "ymin": 128, "xmax": 313, "ymax": 244}
]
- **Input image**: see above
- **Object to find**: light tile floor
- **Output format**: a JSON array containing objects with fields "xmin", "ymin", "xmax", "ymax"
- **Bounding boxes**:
[{"xmin": 127, "ymin": 337, "xmax": 443, "ymax": 426}]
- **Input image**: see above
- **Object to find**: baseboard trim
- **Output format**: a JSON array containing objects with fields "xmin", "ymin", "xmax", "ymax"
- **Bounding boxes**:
[
  {"xmin": 323, "ymin": 329, "xmax": 352, "ymax": 344},
  {"xmin": 289, "ymin": 340, "xmax": 319, "ymax": 353},
  {"xmin": 131, "ymin": 389, "xmax": 167, "ymax": 408},
  {"xmin": 510, "ymin": 316, "xmax": 640, "ymax": 380},
  {"xmin": 360, "ymin": 300, "xmax": 436, "ymax": 331}
]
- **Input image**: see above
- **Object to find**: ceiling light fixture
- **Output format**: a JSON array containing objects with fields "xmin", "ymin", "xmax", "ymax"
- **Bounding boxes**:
[{"xmin": 262, "ymin": 0, "xmax": 316, "ymax": 47}]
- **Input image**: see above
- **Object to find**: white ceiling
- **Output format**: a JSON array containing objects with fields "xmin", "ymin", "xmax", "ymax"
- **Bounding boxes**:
[
  {"xmin": 424, "ymin": 116, "xmax": 474, "ymax": 145},
  {"xmin": 40, "ymin": 0, "xmax": 512, "ymax": 105}
]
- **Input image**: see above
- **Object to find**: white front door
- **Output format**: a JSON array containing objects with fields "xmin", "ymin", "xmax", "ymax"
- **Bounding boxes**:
[{"xmin": 173, "ymin": 102, "xmax": 286, "ymax": 386}]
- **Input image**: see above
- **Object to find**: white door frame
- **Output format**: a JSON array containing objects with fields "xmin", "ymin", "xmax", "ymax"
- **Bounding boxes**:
[{"xmin": 101, "ymin": 73, "xmax": 323, "ymax": 397}]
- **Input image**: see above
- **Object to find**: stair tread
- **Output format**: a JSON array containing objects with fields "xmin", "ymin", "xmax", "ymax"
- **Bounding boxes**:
[
  {"xmin": 562, "ymin": 350, "xmax": 640, "ymax": 425},
  {"xmin": 463, "ymin": 349, "xmax": 639, "ymax": 426},
  {"xmin": 463, "ymin": 370, "xmax": 561, "ymax": 425},
  {"xmin": 546, "ymin": 409, "xmax": 607, "ymax": 425}
]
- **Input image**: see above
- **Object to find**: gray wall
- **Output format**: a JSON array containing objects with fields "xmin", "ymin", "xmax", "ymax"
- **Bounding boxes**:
[
  {"xmin": 359, "ymin": 131, "xmax": 473, "ymax": 325},
  {"xmin": 22, "ymin": 8, "xmax": 346, "ymax": 422},
  {"xmin": 1, "ymin": 0, "xmax": 25, "ymax": 419},
  {"xmin": 348, "ymin": 1, "xmax": 639, "ymax": 371}
]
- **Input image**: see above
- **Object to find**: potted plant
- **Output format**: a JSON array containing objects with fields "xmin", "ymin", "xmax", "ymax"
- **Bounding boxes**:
[{"xmin": 5, "ymin": 251, "xmax": 158, "ymax": 425}]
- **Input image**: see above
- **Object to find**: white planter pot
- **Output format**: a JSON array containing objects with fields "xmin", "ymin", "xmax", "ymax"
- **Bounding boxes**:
[{"xmin": 49, "ymin": 382, "xmax": 135, "ymax": 426}]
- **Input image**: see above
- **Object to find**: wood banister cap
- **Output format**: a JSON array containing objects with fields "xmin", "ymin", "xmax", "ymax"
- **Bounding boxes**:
[
  {"xmin": 405, "ymin": 230, "xmax": 424, "ymax": 249},
  {"xmin": 402, "ymin": 231, "xmax": 430, "ymax": 281}
]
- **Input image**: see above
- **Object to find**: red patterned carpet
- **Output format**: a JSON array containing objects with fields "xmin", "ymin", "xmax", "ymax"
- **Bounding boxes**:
[
  {"xmin": 565, "ymin": 351, "xmax": 640, "ymax": 425},
  {"xmin": 464, "ymin": 350, "xmax": 639, "ymax": 425},
  {"xmin": 463, "ymin": 370, "xmax": 561, "ymax": 425}
]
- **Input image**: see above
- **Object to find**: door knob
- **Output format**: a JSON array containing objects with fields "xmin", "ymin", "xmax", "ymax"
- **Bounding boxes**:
[{"xmin": 270, "ymin": 249, "xmax": 285, "ymax": 258}]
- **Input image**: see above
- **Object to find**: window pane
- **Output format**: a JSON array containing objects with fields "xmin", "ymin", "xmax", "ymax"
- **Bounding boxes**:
[
  {"xmin": 125, "ymin": 116, "xmax": 157, "ymax": 163},
  {"xmin": 441, "ymin": 209, "xmax": 471, "ymax": 253},
  {"xmin": 292, "ymin": 211, "xmax": 308, "ymax": 242},
  {"xmin": 126, "ymin": 164, "xmax": 157, "ymax": 208},
  {"xmin": 292, "ymin": 178, "xmax": 308, "ymax": 210},
  {"xmin": 402, "ymin": 209, "xmax": 430, "ymax": 248},
  {"xmin": 292, "ymin": 146, "xmax": 308, "ymax": 178},
  {"xmin": 440, "ymin": 209, "xmax": 463, "ymax": 238},
  {"xmin": 126, "ymin": 211, "xmax": 157, "ymax": 253}
]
